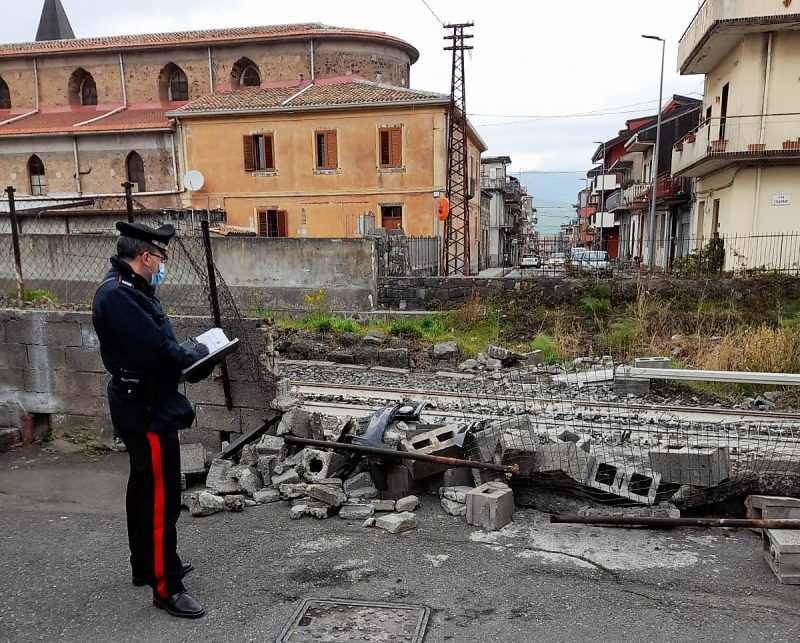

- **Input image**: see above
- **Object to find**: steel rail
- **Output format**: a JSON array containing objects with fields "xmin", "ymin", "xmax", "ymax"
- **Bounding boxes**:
[{"xmin": 292, "ymin": 381, "xmax": 800, "ymax": 422}]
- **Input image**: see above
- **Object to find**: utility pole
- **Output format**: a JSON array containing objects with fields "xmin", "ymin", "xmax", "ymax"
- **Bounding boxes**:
[
  {"xmin": 643, "ymin": 35, "xmax": 666, "ymax": 273},
  {"xmin": 442, "ymin": 22, "xmax": 473, "ymax": 276}
]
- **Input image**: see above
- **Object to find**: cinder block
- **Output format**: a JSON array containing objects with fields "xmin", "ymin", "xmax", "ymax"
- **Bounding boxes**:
[
  {"xmin": 0, "ymin": 343, "xmax": 30, "ymax": 369},
  {"xmin": 185, "ymin": 378, "xmax": 228, "ymax": 406},
  {"xmin": 194, "ymin": 404, "xmax": 240, "ymax": 432},
  {"xmin": 180, "ymin": 443, "xmax": 207, "ymax": 474},
  {"xmin": 0, "ymin": 368, "xmax": 25, "ymax": 393},
  {"xmin": 229, "ymin": 380, "xmax": 269, "ymax": 409},
  {"xmin": 400, "ymin": 425, "xmax": 464, "ymax": 480},
  {"xmin": 80, "ymin": 324, "xmax": 99, "ymax": 349},
  {"xmin": 587, "ymin": 460, "xmax": 624, "ymax": 494},
  {"xmin": 466, "ymin": 481, "xmax": 514, "ymax": 531},
  {"xmin": 648, "ymin": 446, "xmax": 730, "ymax": 487},
  {"xmin": 536, "ymin": 442, "xmax": 596, "ymax": 484},
  {"xmin": 617, "ymin": 466, "xmax": 661, "ymax": 505},
  {"xmin": 301, "ymin": 448, "xmax": 346, "ymax": 481},
  {"xmin": 387, "ymin": 465, "xmax": 417, "ymax": 495},
  {"xmin": 42, "ymin": 322, "xmax": 83, "ymax": 348},
  {"xmin": 25, "ymin": 345, "xmax": 66, "ymax": 370},
  {"xmin": 746, "ymin": 495, "xmax": 800, "ymax": 520},
  {"xmin": 763, "ymin": 529, "xmax": 800, "ymax": 584},
  {"xmin": 613, "ymin": 376, "xmax": 650, "ymax": 396},
  {"xmin": 64, "ymin": 346, "xmax": 106, "ymax": 374}
]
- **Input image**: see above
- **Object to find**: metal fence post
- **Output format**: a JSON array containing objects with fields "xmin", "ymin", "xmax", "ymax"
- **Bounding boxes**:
[
  {"xmin": 5, "ymin": 186, "xmax": 24, "ymax": 306},
  {"xmin": 122, "ymin": 182, "xmax": 135, "ymax": 223},
  {"xmin": 201, "ymin": 219, "xmax": 234, "ymax": 411}
]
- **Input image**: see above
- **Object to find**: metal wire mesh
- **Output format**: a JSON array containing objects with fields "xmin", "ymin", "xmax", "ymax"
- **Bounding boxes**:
[{"xmin": 419, "ymin": 362, "xmax": 800, "ymax": 506}]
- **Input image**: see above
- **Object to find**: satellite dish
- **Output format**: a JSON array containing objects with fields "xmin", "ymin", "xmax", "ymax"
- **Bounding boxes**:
[{"xmin": 183, "ymin": 170, "xmax": 205, "ymax": 191}]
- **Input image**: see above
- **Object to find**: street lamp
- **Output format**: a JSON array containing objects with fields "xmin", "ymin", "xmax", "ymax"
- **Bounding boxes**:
[
  {"xmin": 593, "ymin": 140, "xmax": 606, "ymax": 250},
  {"xmin": 643, "ymin": 34, "xmax": 665, "ymax": 273}
]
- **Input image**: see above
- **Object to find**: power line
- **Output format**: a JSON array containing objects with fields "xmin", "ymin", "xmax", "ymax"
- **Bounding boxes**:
[
  {"xmin": 476, "ymin": 107, "xmax": 660, "ymax": 127},
  {"xmin": 419, "ymin": 0, "xmax": 445, "ymax": 25},
  {"xmin": 469, "ymin": 98, "xmax": 661, "ymax": 119}
]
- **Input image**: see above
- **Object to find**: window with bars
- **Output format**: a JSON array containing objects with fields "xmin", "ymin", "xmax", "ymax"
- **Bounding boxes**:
[
  {"xmin": 169, "ymin": 69, "xmax": 189, "ymax": 101},
  {"xmin": 0, "ymin": 77, "xmax": 10, "ymax": 109},
  {"xmin": 126, "ymin": 151, "xmax": 146, "ymax": 192},
  {"xmin": 243, "ymin": 134, "xmax": 275, "ymax": 172},
  {"xmin": 241, "ymin": 66, "xmax": 261, "ymax": 87},
  {"xmin": 28, "ymin": 155, "xmax": 46, "ymax": 196},
  {"xmin": 379, "ymin": 127, "xmax": 402, "ymax": 167},
  {"xmin": 315, "ymin": 130, "xmax": 338, "ymax": 170},
  {"xmin": 80, "ymin": 76, "xmax": 97, "ymax": 106},
  {"xmin": 257, "ymin": 209, "xmax": 288, "ymax": 237}
]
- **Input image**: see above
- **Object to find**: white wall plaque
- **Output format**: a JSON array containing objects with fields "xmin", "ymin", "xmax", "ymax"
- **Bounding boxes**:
[{"xmin": 772, "ymin": 194, "xmax": 791, "ymax": 206}]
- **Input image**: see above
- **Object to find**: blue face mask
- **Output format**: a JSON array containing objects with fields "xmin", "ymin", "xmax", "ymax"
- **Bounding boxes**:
[{"xmin": 150, "ymin": 260, "xmax": 166, "ymax": 287}]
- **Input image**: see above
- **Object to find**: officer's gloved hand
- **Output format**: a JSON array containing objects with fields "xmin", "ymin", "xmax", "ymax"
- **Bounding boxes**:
[{"xmin": 186, "ymin": 339, "xmax": 210, "ymax": 363}]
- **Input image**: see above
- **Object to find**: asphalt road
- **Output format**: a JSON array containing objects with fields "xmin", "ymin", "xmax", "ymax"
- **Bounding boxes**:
[{"xmin": 1, "ymin": 447, "xmax": 799, "ymax": 642}]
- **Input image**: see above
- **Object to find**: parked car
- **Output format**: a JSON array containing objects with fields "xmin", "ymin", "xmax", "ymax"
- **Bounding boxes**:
[
  {"xmin": 580, "ymin": 250, "xmax": 612, "ymax": 276},
  {"xmin": 547, "ymin": 252, "xmax": 565, "ymax": 268},
  {"xmin": 519, "ymin": 254, "xmax": 540, "ymax": 268},
  {"xmin": 569, "ymin": 247, "xmax": 588, "ymax": 263}
]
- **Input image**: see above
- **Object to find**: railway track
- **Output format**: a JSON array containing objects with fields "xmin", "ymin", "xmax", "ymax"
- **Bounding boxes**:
[{"xmin": 292, "ymin": 381, "xmax": 800, "ymax": 424}]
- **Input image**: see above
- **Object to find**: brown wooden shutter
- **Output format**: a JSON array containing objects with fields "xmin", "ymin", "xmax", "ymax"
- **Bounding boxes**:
[
  {"xmin": 326, "ymin": 131, "xmax": 337, "ymax": 169},
  {"xmin": 389, "ymin": 128, "xmax": 402, "ymax": 166},
  {"xmin": 243, "ymin": 135, "xmax": 255, "ymax": 171},
  {"xmin": 265, "ymin": 135, "xmax": 275, "ymax": 170},
  {"xmin": 277, "ymin": 210, "xmax": 288, "ymax": 237},
  {"xmin": 380, "ymin": 130, "xmax": 390, "ymax": 166},
  {"xmin": 257, "ymin": 210, "xmax": 267, "ymax": 236}
]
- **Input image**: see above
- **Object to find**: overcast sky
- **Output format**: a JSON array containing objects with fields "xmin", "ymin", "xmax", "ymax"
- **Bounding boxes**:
[{"xmin": 3, "ymin": 0, "xmax": 704, "ymax": 175}]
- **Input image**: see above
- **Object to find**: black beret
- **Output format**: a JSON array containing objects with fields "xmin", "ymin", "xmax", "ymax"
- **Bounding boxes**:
[{"xmin": 115, "ymin": 222, "xmax": 176, "ymax": 257}]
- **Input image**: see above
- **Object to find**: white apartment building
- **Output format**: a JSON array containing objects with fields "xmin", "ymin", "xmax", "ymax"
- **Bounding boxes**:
[{"xmin": 672, "ymin": 0, "xmax": 800, "ymax": 270}]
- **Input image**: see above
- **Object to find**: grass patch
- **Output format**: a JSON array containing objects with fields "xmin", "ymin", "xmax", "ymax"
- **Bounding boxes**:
[
  {"xmin": 25, "ymin": 288, "xmax": 59, "ymax": 303},
  {"xmin": 581, "ymin": 296, "xmax": 611, "ymax": 316},
  {"xmin": 529, "ymin": 333, "xmax": 561, "ymax": 364}
]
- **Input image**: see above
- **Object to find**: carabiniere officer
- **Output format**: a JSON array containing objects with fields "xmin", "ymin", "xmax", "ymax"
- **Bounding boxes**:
[{"xmin": 92, "ymin": 222, "xmax": 212, "ymax": 619}]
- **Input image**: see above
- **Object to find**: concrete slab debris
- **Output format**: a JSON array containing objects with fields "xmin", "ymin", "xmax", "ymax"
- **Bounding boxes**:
[
  {"xmin": 536, "ymin": 442, "xmax": 596, "ymax": 485},
  {"xmin": 303, "ymin": 500, "xmax": 338, "ymax": 519},
  {"xmin": 339, "ymin": 504, "xmax": 375, "ymax": 520},
  {"xmin": 343, "ymin": 471, "xmax": 378, "ymax": 500},
  {"xmin": 400, "ymin": 426, "xmax": 463, "ymax": 480},
  {"xmin": 189, "ymin": 491, "xmax": 225, "ymax": 517},
  {"xmin": 371, "ymin": 499, "xmax": 396, "ymax": 512},
  {"xmin": 256, "ymin": 433, "xmax": 285, "ymax": 455},
  {"xmin": 441, "ymin": 497, "xmax": 467, "ymax": 516},
  {"xmin": 289, "ymin": 504, "xmax": 307, "ymax": 520},
  {"xmin": 223, "ymin": 494, "xmax": 245, "ymax": 512},
  {"xmin": 232, "ymin": 466, "xmax": 262, "ymax": 496},
  {"xmin": 301, "ymin": 448, "xmax": 346, "ymax": 482},
  {"xmin": 747, "ymin": 495, "xmax": 800, "ymax": 520},
  {"xmin": 271, "ymin": 469, "xmax": 301, "ymax": 486},
  {"xmin": 375, "ymin": 511, "xmax": 418, "ymax": 534},
  {"xmin": 395, "ymin": 495, "xmax": 420, "ymax": 512},
  {"xmin": 179, "ymin": 443, "xmax": 206, "ymax": 474},
  {"xmin": 306, "ymin": 483, "xmax": 347, "ymax": 507},
  {"xmin": 206, "ymin": 458, "xmax": 240, "ymax": 494},
  {"xmin": 257, "ymin": 454, "xmax": 279, "ymax": 481},
  {"xmin": 440, "ymin": 486, "xmax": 473, "ymax": 504},
  {"xmin": 253, "ymin": 488, "xmax": 281, "ymax": 504},
  {"xmin": 648, "ymin": 446, "xmax": 730, "ymax": 487},
  {"xmin": 763, "ymin": 528, "xmax": 800, "ymax": 584},
  {"xmin": 278, "ymin": 483, "xmax": 308, "ymax": 500}
]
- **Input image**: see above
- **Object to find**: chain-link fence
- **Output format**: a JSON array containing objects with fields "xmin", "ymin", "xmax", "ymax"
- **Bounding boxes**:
[
  {"xmin": 417, "ymin": 362, "xmax": 800, "ymax": 507},
  {"xmin": 0, "ymin": 192, "xmax": 277, "ymax": 403}
]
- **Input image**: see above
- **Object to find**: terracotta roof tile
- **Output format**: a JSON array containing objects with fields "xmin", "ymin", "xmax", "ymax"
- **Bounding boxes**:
[
  {"xmin": 169, "ymin": 78, "xmax": 449, "ymax": 115},
  {"xmin": 0, "ymin": 105, "xmax": 173, "ymax": 136},
  {"xmin": 0, "ymin": 23, "xmax": 418, "ymax": 62}
]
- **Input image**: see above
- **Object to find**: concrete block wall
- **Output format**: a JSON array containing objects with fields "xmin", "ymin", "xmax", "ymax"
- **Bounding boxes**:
[{"xmin": 0, "ymin": 309, "xmax": 273, "ymax": 450}]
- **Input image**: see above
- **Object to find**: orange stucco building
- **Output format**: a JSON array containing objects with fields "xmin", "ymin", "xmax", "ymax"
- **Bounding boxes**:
[{"xmin": 169, "ymin": 76, "xmax": 486, "ymax": 242}]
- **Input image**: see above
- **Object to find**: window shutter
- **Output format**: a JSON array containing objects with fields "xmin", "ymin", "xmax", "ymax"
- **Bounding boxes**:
[
  {"xmin": 243, "ymin": 135, "xmax": 255, "ymax": 171},
  {"xmin": 326, "ymin": 131, "xmax": 337, "ymax": 169},
  {"xmin": 265, "ymin": 135, "xmax": 275, "ymax": 170},
  {"xmin": 390, "ymin": 128, "xmax": 402, "ymax": 166},
  {"xmin": 277, "ymin": 210, "xmax": 288, "ymax": 237},
  {"xmin": 257, "ymin": 210, "xmax": 267, "ymax": 236},
  {"xmin": 380, "ymin": 130, "xmax": 390, "ymax": 166}
]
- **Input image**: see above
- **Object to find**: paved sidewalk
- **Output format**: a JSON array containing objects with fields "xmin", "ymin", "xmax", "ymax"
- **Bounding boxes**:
[{"xmin": 1, "ymin": 447, "xmax": 799, "ymax": 642}]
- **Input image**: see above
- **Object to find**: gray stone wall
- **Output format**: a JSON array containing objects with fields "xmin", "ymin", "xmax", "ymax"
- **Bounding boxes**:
[{"xmin": 0, "ymin": 309, "xmax": 272, "ymax": 452}]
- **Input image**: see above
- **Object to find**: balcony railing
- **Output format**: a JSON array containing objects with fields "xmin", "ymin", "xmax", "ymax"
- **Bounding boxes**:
[
  {"xmin": 673, "ymin": 114, "xmax": 800, "ymax": 176},
  {"xmin": 606, "ymin": 189, "xmax": 624, "ymax": 212},
  {"xmin": 481, "ymin": 177, "xmax": 505, "ymax": 190},
  {"xmin": 624, "ymin": 182, "xmax": 651, "ymax": 206},
  {"xmin": 679, "ymin": 0, "xmax": 800, "ymax": 73}
]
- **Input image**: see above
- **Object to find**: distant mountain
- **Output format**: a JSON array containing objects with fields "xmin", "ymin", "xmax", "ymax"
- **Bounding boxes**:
[{"xmin": 517, "ymin": 171, "xmax": 583, "ymax": 235}]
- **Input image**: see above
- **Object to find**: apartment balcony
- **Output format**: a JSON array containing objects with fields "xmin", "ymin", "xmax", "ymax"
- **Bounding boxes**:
[
  {"xmin": 588, "ymin": 212, "xmax": 616, "ymax": 230},
  {"xmin": 673, "ymin": 115, "xmax": 800, "ymax": 177},
  {"xmin": 623, "ymin": 182, "xmax": 652, "ymax": 209},
  {"xmin": 679, "ymin": 0, "xmax": 800, "ymax": 74},
  {"xmin": 481, "ymin": 176, "xmax": 505, "ymax": 190},
  {"xmin": 606, "ymin": 189, "xmax": 626, "ymax": 213}
]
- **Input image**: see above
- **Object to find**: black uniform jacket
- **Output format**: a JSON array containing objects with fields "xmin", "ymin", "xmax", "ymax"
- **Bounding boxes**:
[{"xmin": 92, "ymin": 255, "xmax": 196, "ymax": 433}]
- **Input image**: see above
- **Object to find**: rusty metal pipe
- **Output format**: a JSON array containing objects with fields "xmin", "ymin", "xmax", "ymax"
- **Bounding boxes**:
[
  {"xmin": 550, "ymin": 515, "xmax": 800, "ymax": 529},
  {"xmin": 282, "ymin": 435, "xmax": 519, "ymax": 475}
]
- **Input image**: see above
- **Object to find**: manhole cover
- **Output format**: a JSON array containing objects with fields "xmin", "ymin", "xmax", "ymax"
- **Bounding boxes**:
[{"xmin": 276, "ymin": 598, "xmax": 430, "ymax": 642}]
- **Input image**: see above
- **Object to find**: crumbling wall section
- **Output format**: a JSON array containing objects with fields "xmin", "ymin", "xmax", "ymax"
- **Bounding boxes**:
[{"xmin": 0, "ymin": 309, "xmax": 270, "ymax": 452}]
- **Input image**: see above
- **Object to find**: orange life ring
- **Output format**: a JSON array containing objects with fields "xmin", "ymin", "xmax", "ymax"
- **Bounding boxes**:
[{"xmin": 437, "ymin": 196, "xmax": 450, "ymax": 221}]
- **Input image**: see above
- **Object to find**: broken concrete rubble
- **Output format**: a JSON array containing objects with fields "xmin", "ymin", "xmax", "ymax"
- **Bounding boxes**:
[
  {"xmin": 306, "ymin": 483, "xmax": 347, "ymax": 508},
  {"xmin": 375, "ymin": 511, "xmax": 418, "ymax": 534},
  {"xmin": 339, "ymin": 504, "xmax": 375, "ymax": 520},
  {"xmin": 395, "ymin": 495, "xmax": 420, "ymax": 512},
  {"xmin": 253, "ymin": 488, "xmax": 281, "ymax": 504},
  {"xmin": 206, "ymin": 459, "xmax": 240, "ymax": 494},
  {"xmin": 272, "ymin": 469, "xmax": 301, "ymax": 487},
  {"xmin": 179, "ymin": 443, "xmax": 206, "ymax": 474},
  {"xmin": 231, "ymin": 466, "xmax": 262, "ymax": 496},
  {"xmin": 189, "ymin": 491, "xmax": 226, "ymax": 517},
  {"xmin": 400, "ymin": 425, "xmax": 463, "ymax": 479},
  {"xmin": 301, "ymin": 448, "xmax": 346, "ymax": 482},
  {"xmin": 223, "ymin": 495, "xmax": 246, "ymax": 512},
  {"xmin": 343, "ymin": 472, "xmax": 378, "ymax": 500}
]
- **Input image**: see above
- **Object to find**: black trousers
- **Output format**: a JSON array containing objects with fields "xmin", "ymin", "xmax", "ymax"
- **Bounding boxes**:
[{"xmin": 119, "ymin": 430, "xmax": 185, "ymax": 598}]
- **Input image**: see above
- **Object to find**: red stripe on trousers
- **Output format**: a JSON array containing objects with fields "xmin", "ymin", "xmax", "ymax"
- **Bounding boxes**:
[{"xmin": 146, "ymin": 432, "xmax": 168, "ymax": 599}]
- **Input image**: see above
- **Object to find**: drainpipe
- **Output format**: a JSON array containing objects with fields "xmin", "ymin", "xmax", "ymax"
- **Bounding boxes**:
[
  {"xmin": 207, "ymin": 47, "xmax": 214, "ymax": 92},
  {"xmin": 33, "ymin": 58, "xmax": 40, "ymax": 110},
  {"xmin": 309, "ymin": 39, "xmax": 315, "ymax": 80},
  {"xmin": 72, "ymin": 137, "xmax": 82, "ymax": 194},
  {"xmin": 118, "ymin": 53, "xmax": 128, "ymax": 106},
  {"xmin": 753, "ymin": 32, "xmax": 773, "ymax": 234},
  {"xmin": 170, "ymin": 131, "xmax": 180, "ymax": 192}
]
